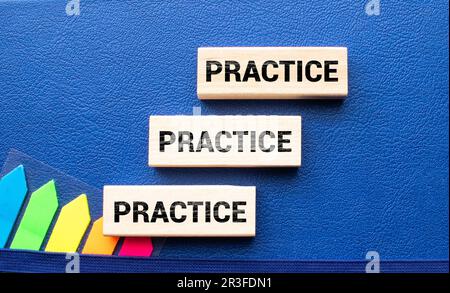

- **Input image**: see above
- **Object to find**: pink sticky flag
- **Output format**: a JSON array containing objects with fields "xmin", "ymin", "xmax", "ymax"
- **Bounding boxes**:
[{"xmin": 118, "ymin": 237, "xmax": 153, "ymax": 257}]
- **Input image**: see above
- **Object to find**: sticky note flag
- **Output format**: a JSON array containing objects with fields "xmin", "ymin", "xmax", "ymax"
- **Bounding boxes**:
[
  {"xmin": 119, "ymin": 237, "xmax": 153, "ymax": 257},
  {"xmin": 45, "ymin": 194, "xmax": 91, "ymax": 253},
  {"xmin": 10, "ymin": 180, "xmax": 58, "ymax": 251},
  {"xmin": 82, "ymin": 217, "xmax": 119, "ymax": 255},
  {"xmin": 0, "ymin": 165, "xmax": 28, "ymax": 248}
]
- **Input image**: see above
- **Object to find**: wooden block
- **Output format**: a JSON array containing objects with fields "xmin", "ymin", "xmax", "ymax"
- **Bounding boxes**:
[
  {"xmin": 45, "ymin": 194, "xmax": 91, "ymax": 253},
  {"xmin": 103, "ymin": 185, "xmax": 256, "ymax": 237},
  {"xmin": 197, "ymin": 47, "xmax": 348, "ymax": 99},
  {"xmin": 148, "ymin": 115, "xmax": 301, "ymax": 167}
]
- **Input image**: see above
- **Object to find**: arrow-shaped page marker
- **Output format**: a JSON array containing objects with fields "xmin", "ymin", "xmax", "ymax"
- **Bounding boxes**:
[
  {"xmin": 119, "ymin": 237, "xmax": 153, "ymax": 257},
  {"xmin": 46, "ymin": 194, "xmax": 91, "ymax": 253},
  {"xmin": 0, "ymin": 165, "xmax": 28, "ymax": 248},
  {"xmin": 82, "ymin": 217, "xmax": 119, "ymax": 255},
  {"xmin": 10, "ymin": 180, "xmax": 58, "ymax": 251}
]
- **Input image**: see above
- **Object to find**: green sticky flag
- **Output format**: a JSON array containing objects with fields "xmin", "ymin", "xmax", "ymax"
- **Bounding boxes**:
[{"xmin": 10, "ymin": 180, "xmax": 59, "ymax": 251}]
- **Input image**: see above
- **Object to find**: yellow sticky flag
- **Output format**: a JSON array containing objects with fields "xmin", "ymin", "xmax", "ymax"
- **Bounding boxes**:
[{"xmin": 45, "ymin": 194, "xmax": 91, "ymax": 253}]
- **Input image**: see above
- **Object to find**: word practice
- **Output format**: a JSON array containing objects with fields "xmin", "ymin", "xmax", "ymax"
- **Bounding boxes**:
[
  {"xmin": 148, "ymin": 115, "xmax": 301, "ymax": 167},
  {"xmin": 103, "ymin": 185, "xmax": 256, "ymax": 237},
  {"xmin": 197, "ymin": 47, "xmax": 348, "ymax": 99}
]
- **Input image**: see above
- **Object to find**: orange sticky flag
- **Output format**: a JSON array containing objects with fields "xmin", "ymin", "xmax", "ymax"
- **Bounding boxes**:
[{"xmin": 82, "ymin": 217, "xmax": 119, "ymax": 255}]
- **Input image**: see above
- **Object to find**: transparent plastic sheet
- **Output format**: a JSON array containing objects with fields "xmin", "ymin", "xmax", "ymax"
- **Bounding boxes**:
[
  {"xmin": 0, "ymin": 149, "xmax": 165, "ymax": 256},
  {"xmin": 1, "ymin": 149, "xmax": 448, "ymax": 272}
]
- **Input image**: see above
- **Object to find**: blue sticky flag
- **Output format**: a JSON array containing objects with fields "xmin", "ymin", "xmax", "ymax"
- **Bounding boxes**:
[{"xmin": 0, "ymin": 165, "xmax": 28, "ymax": 248}]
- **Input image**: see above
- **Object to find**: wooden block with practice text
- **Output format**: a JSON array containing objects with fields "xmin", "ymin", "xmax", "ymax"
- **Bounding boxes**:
[
  {"xmin": 148, "ymin": 115, "xmax": 301, "ymax": 167},
  {"xmin": 197, "ymin": 47, "xmax": 348, "ymax": 99},
  {"xmin": 103, "ymin": 185, "xmax": 256, "ymax": 237}
]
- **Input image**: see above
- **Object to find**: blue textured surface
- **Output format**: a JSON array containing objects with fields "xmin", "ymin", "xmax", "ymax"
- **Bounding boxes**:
[
  {"xmin": 0, "ymin": 250, "xmax": 448, "ymax": 273},
  {"xmin": 0, "ymin": 0, "xmax": 448, "ymax": 267}
]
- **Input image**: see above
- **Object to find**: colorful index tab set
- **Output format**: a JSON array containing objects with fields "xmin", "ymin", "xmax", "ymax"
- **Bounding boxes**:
[{"xmin": 0, "ymin": 47, "xmax": 348, "ymax": 257}]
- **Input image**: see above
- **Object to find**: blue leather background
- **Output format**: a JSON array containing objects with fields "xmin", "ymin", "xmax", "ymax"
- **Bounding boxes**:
[{"xmin": 0, "ymin": 0, "xmax": 448, "ymax": 261}]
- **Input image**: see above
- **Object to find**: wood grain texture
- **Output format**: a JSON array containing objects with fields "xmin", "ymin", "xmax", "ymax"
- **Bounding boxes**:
[
  {"xmin": 197, "ymin": 47, "xmax": 348, "ymax": 99},
  {"xmin": 103, "ymin": 185, "xmax": 256, "ymax": 237}
]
